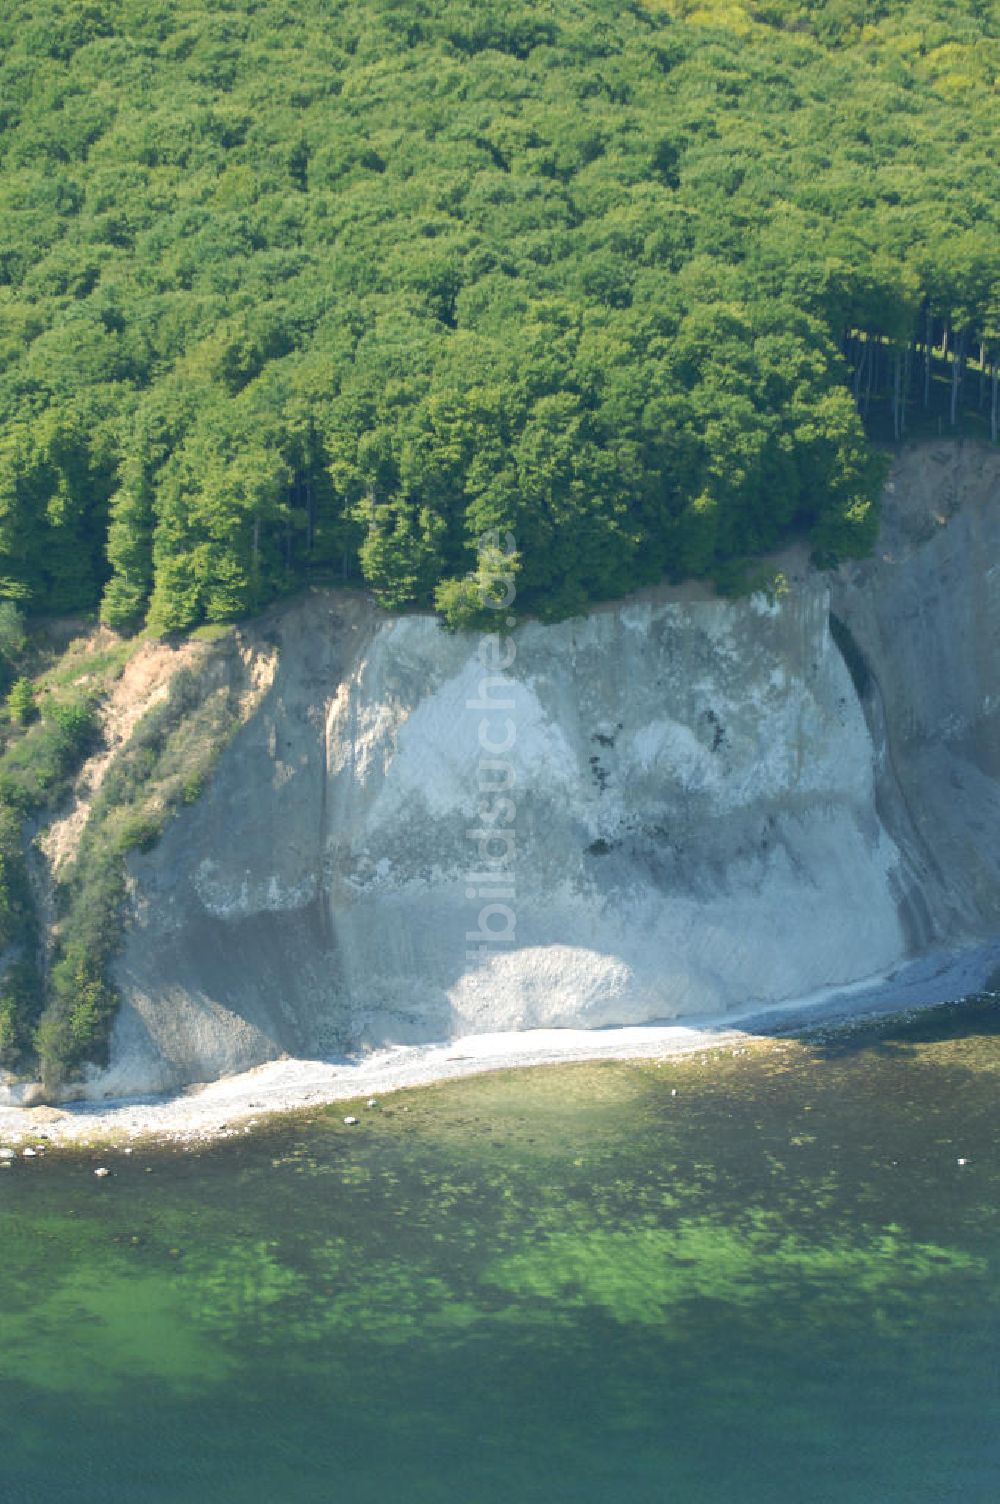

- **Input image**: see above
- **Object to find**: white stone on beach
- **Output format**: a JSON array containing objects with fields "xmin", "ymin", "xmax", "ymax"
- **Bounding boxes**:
[{"xmin": 344, "ymin": 1116, "xmax": 360, "ymax": 1126}]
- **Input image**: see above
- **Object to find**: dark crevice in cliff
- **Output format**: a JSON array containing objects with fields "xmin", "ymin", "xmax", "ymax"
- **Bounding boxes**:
[
  {"xmin": 827, "ymin": 608, "xmax": 958, "ymax": 953},
  {"xmin": 828, "ymin": 612, "xmax": 871, "ymax": 701}
]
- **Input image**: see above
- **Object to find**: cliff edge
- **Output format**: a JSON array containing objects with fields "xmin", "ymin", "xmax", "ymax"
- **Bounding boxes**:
[{"xmin": 19, "ymin": 442, "xmax": 1000, "ymax": 1101}]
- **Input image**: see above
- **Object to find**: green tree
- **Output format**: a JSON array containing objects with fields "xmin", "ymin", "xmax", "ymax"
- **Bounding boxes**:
[{"xmin": 7, "ymin": 678, "xmax": 37, "ymax": 726}]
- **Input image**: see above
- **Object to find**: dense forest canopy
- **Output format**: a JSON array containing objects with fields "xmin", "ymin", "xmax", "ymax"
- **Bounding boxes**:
[{"xmin": 1, "ymin": 0, "xmax": 999, "ymax": 630}]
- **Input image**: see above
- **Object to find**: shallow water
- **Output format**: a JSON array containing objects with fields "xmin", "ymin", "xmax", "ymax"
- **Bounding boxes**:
[{"xmin": 2, "ymin": 1000, "xmax": 999, "ymax": 1503}]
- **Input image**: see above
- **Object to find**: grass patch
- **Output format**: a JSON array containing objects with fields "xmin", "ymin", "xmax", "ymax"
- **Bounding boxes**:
[
  {"xmin": 188, "ymin": 623, "xmax": 237, "ymax": 642},
  {"xmin": 38, "ymin": 638, "xmax": 134, "ymax": 694}
]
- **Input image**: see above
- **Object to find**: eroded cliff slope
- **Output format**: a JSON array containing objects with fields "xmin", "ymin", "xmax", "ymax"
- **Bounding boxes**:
[{"xmin": 69, "ymin": 442, "xmax": 998, "ymax": 1099}]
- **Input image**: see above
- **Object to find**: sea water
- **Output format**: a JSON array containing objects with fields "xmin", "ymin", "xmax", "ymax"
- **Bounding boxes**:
[{"xmin": 1, "ymin": 999, "xmax": 998, "ymax": 1503}]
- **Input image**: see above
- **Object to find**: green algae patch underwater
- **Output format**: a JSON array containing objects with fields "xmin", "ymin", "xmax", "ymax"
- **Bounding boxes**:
[{"xmin": 1, "ymin": 1000, "xmax": 998, "ymax": 1503}]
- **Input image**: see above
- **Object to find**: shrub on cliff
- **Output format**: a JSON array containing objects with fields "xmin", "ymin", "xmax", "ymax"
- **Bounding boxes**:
[{"xmin": 7, "ymin": 679, "xmax": 36, "ymax": 727}]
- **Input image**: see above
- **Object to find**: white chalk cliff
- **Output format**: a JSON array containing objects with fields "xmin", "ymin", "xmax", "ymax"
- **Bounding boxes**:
[{"xmin": 92, "ymin": 442, "xmax": 1000, "ymax": 1097}]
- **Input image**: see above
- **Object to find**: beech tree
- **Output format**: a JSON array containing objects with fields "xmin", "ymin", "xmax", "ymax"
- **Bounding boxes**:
[{"xmin": 0, "ymin": 0, "xmax": 996, "ymax": 629}]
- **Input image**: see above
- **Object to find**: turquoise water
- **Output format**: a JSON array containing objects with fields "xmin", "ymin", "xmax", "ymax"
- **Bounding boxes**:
[{"xmin": 2, "ymin": 1001, "xmax": 999, "ymax": 1502}]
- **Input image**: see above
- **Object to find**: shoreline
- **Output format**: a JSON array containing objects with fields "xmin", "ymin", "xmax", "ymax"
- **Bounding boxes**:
[{"xmin": 2, "ymin": 941, "xmax": 998, "ymax": 1153}]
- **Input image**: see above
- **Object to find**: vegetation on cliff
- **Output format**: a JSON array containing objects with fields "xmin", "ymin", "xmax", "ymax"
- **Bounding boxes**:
[
  {"xmin": 0, "ymin": 0, "xmax": 998, "ymax": 630},
  {"xmin": 0, "ymin": 620, "xmax": 250, "ymax": 1085},
  {"xmin": 0, "ymin": 643, "xmax": 105, "ymax": 1075}
]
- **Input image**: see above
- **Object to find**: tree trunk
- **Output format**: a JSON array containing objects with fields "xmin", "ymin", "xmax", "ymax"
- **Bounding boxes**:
[
  {"xmin": 893, "ymin": 347, "xmax": 903, "ymax": 441},
  {"xmin": 852, "ymin": 337, "xmax": 867, "ymax": 402},
  {"xmin": 981, "ymin": 343, "xmax": 988, "ymax": 409},
  {"xmin": 992, "ymin": 362, "xmax": 998, "ymax": 446},
  {"xmin": 863, "ymin": 336, "xmax": 875, "ymax": 417},
  {"xmin": 924, "ymin": 305, "xmax": 933, "ymax": 408},
  {"xmin": 950, "ymin": 328, "xmax": 966, "ymax": 428}
]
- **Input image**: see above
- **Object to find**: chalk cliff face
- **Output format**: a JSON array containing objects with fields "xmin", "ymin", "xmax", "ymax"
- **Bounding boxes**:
[{"xmin": 93, "ymin": 443, "xmax": 1000, "ymax": 1097}]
